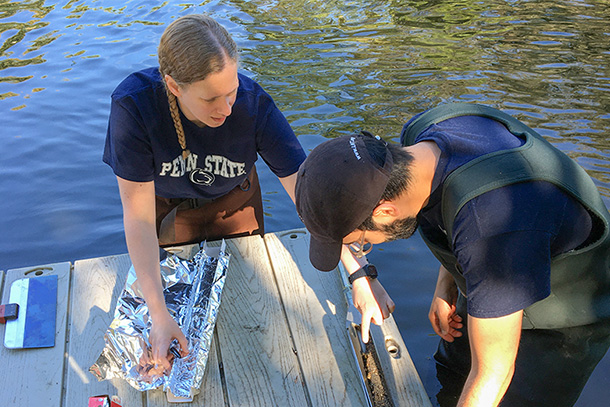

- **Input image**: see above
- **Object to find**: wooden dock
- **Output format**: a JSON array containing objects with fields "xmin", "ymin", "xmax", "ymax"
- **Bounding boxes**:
[{"xmin": 0, "ymin": 229, "xmax": 432, "ymax": 406}]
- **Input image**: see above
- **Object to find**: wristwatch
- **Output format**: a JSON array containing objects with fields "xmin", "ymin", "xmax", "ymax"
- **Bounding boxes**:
[{"xmin": 348, "ymin": 264, "xmax": 378, "ymax": 285}]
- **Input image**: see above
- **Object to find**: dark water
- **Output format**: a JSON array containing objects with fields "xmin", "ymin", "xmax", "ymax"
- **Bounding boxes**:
[{"xmin": 1, "ymin": 1, "xmax": 609, "ymax": 405}]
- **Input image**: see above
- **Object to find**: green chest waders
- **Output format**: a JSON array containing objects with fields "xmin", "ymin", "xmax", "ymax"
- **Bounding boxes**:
[{"xmin": 402, "ymin": 103, "xmax": 610, "ymax": 329}]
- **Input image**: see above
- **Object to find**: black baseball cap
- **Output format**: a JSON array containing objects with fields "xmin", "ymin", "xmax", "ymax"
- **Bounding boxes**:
[{"xmin": 295, "ymin": 132, "xmax": 393, "ymax": 271}]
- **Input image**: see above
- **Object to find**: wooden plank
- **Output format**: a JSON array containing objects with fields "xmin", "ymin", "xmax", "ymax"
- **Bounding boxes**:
[
  {"xmin": 264, "ymin": 229, "xmax": 370, "ymax": 406},
  {"xmin": 64, "ymin": 254, "xmax": 144, "ymax": 407},
  {"xmin": 210, "ymin": 236, "xmax": 310, "ymax": 406},
  {"xmin": 369, "ymin": 317, "xmax": 433, "ymax": 407},
  {"xmin": 0, "ymin": 262, "xmax": 71, "ymax": 406}
]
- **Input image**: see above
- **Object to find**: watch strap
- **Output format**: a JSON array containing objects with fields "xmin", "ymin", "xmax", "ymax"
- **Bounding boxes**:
[{"xmin": 348, "ymin": 264, "xmax": 378, "ymax": 285}]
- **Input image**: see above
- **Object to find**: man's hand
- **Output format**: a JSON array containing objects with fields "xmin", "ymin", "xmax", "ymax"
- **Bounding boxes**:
[
  {"xmin": 429, "ymin": 265, "xmax": 463, "ymax": 342},
  {"xmin": 352, "ymin": 277, "xmax": 396, "ymax": 343},
  {"xmin": 147, "ymin": 310, "xmax": 190, "ymax": 372}
]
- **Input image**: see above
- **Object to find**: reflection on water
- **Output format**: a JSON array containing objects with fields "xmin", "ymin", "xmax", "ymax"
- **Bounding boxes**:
[{"xmin": 1, "ymin": 1, "xmax": 609, "ymax": 405}]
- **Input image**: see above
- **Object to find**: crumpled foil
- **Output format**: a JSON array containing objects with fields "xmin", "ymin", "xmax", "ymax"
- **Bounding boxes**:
[{"xmin": 90, "ymin": 241, "xmax": 230, "ymax": 398}]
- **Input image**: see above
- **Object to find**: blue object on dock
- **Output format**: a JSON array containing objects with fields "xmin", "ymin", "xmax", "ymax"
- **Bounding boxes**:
[{"xmin": 4, "ymin": 274, "xmax": 58, "ymax": 349}]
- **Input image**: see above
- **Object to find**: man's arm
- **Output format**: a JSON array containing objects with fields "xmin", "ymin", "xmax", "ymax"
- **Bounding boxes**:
[
  {"xmin": 458, "ymin": 310, "xmax": 523, "ymax": 407},
  {"xmin": 340, "ymin": 245, "xmax": 396, "ymax": 343},
  {"xmin": 279, "ymin": 172, "xmax": 395, "ymax": 343}
]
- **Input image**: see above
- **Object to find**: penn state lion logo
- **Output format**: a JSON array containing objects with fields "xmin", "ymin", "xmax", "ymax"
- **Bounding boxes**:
[
  {"xmin": 189, "ymin": 168, "xmax": 215, "ymax": 186},
  {"xmin": 160, "ymin": 153, "xmax": 245, "ymax": 186}
]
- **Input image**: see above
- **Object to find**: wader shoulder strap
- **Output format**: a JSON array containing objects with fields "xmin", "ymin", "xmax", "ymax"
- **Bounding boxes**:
[
  {"xmin": 402, "ymin": 103, "xmax": 610, "ymax": 240},
  {"xmin": 401, "ymin": 103, "xmax": 532, "ymax": 147}
]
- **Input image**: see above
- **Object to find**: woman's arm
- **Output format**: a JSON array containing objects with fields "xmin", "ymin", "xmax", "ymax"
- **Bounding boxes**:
[
  {"xmin": 116, "ymin": 176, "xmax": 189, "ymax": 370},
  {"xmin": 278, "ymin": 172, "xmax": 298, "ymax": 203}
]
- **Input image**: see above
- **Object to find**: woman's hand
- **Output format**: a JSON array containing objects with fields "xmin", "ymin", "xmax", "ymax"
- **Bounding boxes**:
[{"xmin": 146, "ymin": 310, "xmax": 190, "ymax": 372}]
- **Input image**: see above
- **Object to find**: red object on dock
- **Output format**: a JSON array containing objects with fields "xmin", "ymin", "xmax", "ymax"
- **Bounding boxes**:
[
  {"xmin": 88, "ymin": 395, "xmax": 122, "ymax": 407},
  {"xmin": 0, "ymin": 303, "xmax": 19, "ymax": 324}
]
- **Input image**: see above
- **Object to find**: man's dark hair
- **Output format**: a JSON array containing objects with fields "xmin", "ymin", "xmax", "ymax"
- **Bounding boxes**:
[{"xmin": 358, "ymin": 134, "xmax": 414, "ymax": 230}]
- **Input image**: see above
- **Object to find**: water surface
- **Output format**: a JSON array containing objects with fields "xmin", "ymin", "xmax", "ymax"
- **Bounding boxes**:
[{"xmin": 1, "ymin": 1, "xmax": 609, "ymax": 405}]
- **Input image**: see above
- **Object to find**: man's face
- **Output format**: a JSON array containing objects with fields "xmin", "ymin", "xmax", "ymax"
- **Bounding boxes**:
[
  {"xmin": 342, "ymin": 216, "xmax": 419, "ymax": 247},
  {"xmin": 375, "ymin": 215, "xmax": 419, "ymax": 241}
]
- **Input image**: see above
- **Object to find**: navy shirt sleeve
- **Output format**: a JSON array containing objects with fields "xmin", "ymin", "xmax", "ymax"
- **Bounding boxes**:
[
  {"xmin": 455, "ymin": 228, "xmax": 553, "ymax": 318},
  {"xmin": 452, "ymin": 181, "xmax": 591, "ymax": 318},
  {"xmin": 103, "ymin": 95, "xmax": 156, "ymax": 182},
  {"xmin": 250, "ymin": 83, "xmax": 305, "ymax": 178}
]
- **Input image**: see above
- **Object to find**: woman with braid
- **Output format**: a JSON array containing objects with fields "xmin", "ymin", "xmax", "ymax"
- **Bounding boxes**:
[{"xmin": 103, "ymin": 14, "xmax": 305, "ymax": 370}]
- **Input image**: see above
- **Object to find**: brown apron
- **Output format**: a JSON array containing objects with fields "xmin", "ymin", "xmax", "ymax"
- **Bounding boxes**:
[{"xmin": 155, "ymin": 166, "xmax": 264, "ymax": 247}]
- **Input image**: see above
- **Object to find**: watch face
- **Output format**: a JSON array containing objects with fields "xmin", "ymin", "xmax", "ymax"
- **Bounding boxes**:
[{"xmin": 366, "ymin": 264, "xmax": 378, "ymax": 278}]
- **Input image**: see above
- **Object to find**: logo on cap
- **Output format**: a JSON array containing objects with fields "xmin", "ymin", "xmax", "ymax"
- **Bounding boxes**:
[{"xmin": 349, "ymin": 137, "xmax": 361, "ymax": 160}]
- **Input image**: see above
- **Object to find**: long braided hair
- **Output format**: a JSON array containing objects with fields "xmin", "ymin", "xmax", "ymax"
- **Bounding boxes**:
[{"xmin": 158, "ymin": 15, "xmax": 238, "ymax": 159}]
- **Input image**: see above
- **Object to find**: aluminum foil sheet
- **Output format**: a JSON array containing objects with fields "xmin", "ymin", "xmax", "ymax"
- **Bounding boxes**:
[{"xmin": 90, "ymin": 241, "xmax": 230, "ymax": 398}]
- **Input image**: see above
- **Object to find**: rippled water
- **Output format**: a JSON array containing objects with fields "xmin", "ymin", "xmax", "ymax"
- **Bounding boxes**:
[{"xmin": 1, "ymin": 1, "xmax": 609, "ymax": 405}]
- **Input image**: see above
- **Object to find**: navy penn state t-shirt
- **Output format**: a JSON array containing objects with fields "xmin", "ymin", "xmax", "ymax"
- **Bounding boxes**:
[
  {"xmin": 410, "ymin": 115, "xmax": 592, "ymax": 318},
  {"xmin": 103, "ymin": 67, "xmax": 305, "ymax": 199}
]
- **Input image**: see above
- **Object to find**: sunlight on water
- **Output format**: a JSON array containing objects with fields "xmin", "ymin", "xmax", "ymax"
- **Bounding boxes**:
[{"xmin": 1, "ymin": 1, "xmax": 609, "ymax": 405}]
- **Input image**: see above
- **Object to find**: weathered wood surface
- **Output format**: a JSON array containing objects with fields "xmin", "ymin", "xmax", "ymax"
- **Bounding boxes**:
[
  {"xmin": 264, "ymin": 230, "xmax": 370, "ymax": 406},
  {"xmin": 0, "ymin": 262, "xmax": 71, "ymax": 406},
  {"xmin": 0, "ymin": 229, "xmax": 431, "ymax": 406},
  {"xmin": 64, "ymin": 253, "xmax": 145, "ymax": 407},
  {"xmin": 210, "ymin": 236, "xmax": 311, "ymax": 406},
  {"xmin": 370, "ymin": 315, "xmax": 432, "ymax": 406}
]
